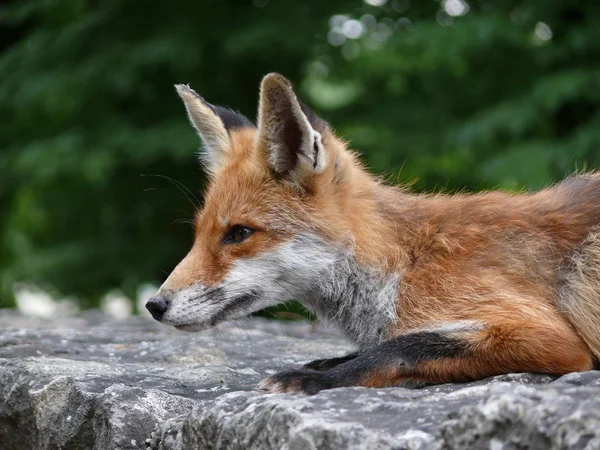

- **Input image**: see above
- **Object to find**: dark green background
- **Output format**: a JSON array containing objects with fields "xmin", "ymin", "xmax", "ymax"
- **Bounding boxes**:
[{"xmin": 2, "ymin": 0, "xmax": 600, "ymax": 309}]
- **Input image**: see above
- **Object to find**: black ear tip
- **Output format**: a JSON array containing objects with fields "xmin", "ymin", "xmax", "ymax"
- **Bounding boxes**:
[
  {"xmin": 261, "ymin": 73, "xmax": 294, "ymax": 92},
  {"xmin": 174, "ymin": 83, "xmax": 190, "ymax": 93},
  {"xmin": 175, "ymin": 83, "xmax": 203, "ymax": 100},
  {"xmin": 213, "ymin": 105, "xmax": 256, "ymax": 130},
  {"xmin": 262, "ymin": 72, "xmax": 287, "ymax": 82}
]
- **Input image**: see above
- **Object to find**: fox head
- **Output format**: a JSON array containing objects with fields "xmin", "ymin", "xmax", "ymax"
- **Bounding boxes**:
[{"xmin": 146, "ymin": 73, "xmax": 391, "ymax": 334}]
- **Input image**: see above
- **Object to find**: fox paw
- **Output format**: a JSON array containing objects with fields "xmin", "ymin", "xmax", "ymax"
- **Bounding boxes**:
[{"xmin": 258, "ymin": 369, "xmax": 334, "ymax": 395}]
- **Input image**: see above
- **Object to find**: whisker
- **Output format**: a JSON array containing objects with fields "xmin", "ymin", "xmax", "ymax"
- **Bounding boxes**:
[
  {"xmin": 173, "ymin": 218, "xmax": 196, "ymax": 227},
  {"xmin": 141, "ymin": 173, "xmax": 201, "ymax": 209}
]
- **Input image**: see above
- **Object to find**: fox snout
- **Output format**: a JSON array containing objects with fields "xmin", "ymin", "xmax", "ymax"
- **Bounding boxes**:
[
  {"xmin": 144, "ymin": 284, "xmax": 272, "ymax": 332},
  {"xmin": 144, "ymin": 235, "xmax": 339, "ymax": 332}
]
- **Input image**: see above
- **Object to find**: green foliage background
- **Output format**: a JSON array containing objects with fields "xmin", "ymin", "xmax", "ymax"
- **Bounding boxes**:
[{"xmin": 1, "ymin": 0, "xmax": 600, "ymax": 308}]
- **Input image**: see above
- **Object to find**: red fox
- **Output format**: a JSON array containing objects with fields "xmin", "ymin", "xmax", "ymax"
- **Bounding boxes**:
[{"xmin": 146, "ymin": 73, "xmax": 600, "ymax": 395}]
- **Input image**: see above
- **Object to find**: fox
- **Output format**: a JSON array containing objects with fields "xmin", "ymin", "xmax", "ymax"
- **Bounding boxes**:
[{"xmin": 146, "ymin": 73, "xmax": 600, "ymax": 395}]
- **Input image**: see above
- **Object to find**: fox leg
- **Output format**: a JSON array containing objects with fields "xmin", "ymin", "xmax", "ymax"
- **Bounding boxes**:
[
  {"xmin": 259, "ymin": 319, "xmax": 593, "ymax": 395},
  {"xmin": 302, "ymin": 352, "xmax": 360, "ymax": 371}
]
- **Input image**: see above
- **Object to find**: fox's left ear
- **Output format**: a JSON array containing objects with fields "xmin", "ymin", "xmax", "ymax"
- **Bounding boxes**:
[
  {"xmin": 175, "ymin": 84, "xmax": 254, "ymax": 174},
  {"xmin": 258, "ymin": 73, "xmax": 328, "ymax": 182}
]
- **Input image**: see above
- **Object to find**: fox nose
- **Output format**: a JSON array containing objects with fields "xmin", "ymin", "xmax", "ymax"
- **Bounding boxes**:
[{"xmin": 145, "ymin": 296, "xmax": 169, "ymax": 321}]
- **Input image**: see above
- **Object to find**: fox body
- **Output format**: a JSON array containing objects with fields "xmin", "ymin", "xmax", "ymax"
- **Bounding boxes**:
[{"xmin": 146, "ymin": 73, "xmax": 600, "ymax": 395}]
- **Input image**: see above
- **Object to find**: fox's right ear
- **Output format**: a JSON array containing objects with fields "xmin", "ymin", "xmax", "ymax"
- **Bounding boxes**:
[
  {"xmin": 175, "ymin": 84, "xmax": 254, "ymax": 174},
  {"xmin": 258, "ymin": 73, "xmax": 328, "ymax": 185}
]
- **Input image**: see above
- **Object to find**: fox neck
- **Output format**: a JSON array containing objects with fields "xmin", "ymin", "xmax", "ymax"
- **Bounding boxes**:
[
  {"xmin": 298, "ymin": 250, "xmax": 400, "ymax": 349},
  {"xmin": 322, "ymin": 149, "xmax": 417, "ymax": 271},
  {"xmin": 289, "ymin": 150, "xmax": 418, "ymax": 348}
]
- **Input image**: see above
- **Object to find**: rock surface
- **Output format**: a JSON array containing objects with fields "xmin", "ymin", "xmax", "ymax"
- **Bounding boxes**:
[{"xmin": 0, "ymin": 311, "xmax": 599, "ymax": 450}]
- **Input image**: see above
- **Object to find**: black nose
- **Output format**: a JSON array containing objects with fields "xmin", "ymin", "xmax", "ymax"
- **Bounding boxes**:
[{"xmin": 145, "ymin": 296, "xmax": 169, "ymax": 321}]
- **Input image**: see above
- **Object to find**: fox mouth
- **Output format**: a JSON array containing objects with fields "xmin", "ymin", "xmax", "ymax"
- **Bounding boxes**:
[
  {"xmin": 170, "ymin": 291, "xmax": 263, "ymax": 332},
  {"xmin": 174, "ymin": 323, "xmax": 208, "ymax": 332},
  {"xmin": 208, "ymin": 291, "xmax": 262, "ymax": 326}
]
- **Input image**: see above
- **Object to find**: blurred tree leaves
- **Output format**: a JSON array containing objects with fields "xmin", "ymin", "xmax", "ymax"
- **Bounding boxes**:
[
  {"xmin": 315, "ymin": 0, "xmax": 600, "ymax": 193},
  {"xmin": 1, "ymin": 0, "xmax": 600, "ymax": 307}
]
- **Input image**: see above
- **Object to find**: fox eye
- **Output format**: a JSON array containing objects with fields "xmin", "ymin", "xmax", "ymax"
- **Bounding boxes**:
[{"xmin": 224, "ymin": 225, "xmax": 254, "ymax": 244}]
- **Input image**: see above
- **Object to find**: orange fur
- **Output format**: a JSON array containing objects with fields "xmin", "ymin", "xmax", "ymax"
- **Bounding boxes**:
[{"xmin": 161, "ymin": 74, "xmax": 600, "ymax": 389}]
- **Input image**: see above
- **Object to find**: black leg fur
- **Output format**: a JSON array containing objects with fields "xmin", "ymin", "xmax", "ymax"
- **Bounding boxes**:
[
  {"xmin": 302, "ymin": 352, "xmax": 360, "ymax": 371},
  {"xmin": 259, "ymin": 328, "xmax": 472, "ymax": 395}
]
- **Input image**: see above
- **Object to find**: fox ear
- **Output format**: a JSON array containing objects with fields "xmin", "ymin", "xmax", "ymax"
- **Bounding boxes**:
[
  {"xmin": 258, "ymin": 73, "xmax": 327, "ymax": 182},
  {"xmin": 175, "ymin": 84, "xmax": 254, "ymax": 173}
]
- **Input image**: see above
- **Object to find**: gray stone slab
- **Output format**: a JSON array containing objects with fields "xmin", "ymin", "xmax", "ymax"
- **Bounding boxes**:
[{"xmin": 0, "ymin": 310, "xmax": 599, "ymax": 450}]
